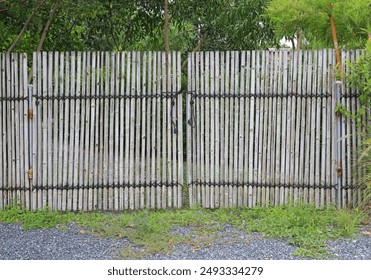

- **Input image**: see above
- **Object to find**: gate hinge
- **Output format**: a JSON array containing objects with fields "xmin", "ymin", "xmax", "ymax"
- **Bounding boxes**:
[
  {"xmin": 28, "ymin": 108, "xmax": 33, "ymax": 120},
  {"xmin": 28, "ymin": 169, "xmax": 33, "ymax": 180}
]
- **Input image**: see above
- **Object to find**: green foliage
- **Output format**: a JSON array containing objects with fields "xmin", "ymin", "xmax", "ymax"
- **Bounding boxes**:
[
  {"xmin": 0, "ymin": 204, "xmax": 364, "ymax": 259},
  {"xmin": 0, "ymin": 0, "xmax": 276, "ymax": 52},
  {"xmin": 346, "ymin": 41, "xmax": 371, "ymax": 128},
  {"xmin": 266, "ymin": 0, "xmax": 371, "ymax": 48},
  {"xmin": 172, "ymin": 0, "xmax": 277, "ymax": 51},
  {"xmin": 356, "ymin": 138, "xmax": 371, "ymax": 206},
  {"xmin": 338, "ymin": 41, "xmax": 371, "ymax": 206},
  {"xmin": 0, "ymin": 0, "xmax": 165, "ymax": 52}
]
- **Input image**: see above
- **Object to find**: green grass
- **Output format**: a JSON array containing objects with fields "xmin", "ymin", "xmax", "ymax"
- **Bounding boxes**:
[
  {"xmin": 355, "ymin": 136, "xmax": 371, "ymax": 207},
  {"xmin": 0, "ymin": 203, "xmax": 366, "ymax": 259}
]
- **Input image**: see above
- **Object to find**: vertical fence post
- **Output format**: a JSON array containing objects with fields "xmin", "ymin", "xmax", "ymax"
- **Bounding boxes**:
[
  {"xmin": 335, "ymin": 80, "xmax": 343, "ymax": 208},
  {"xmin": 28, "ymin": 85, "xmax": 33, "ymax": 209}
]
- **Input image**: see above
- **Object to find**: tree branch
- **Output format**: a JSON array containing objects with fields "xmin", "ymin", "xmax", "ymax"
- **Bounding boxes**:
[
  {"xmin": 108, "ymin": 1, "xmax": 119, "ymax": 51},
  {"xmin": 7, "ymin": 0, "xmax": 46, "ymax": 53},
  {"xmin": 28, "ymin": 0, "xmax": 61, "ymax": 84},
  {"xmin": 290, "ymin": 37, "xmax": 296, "ymax": 49},
  {"xmin": 121, "ymin": 20, "xmax": 133, "ymax": 50},
  {"xmin": 36, "ymin": 0, "xmax": 61, "ymax": 53},
  {"xmin": 181, "ymin": 35, "xmax": 207, "ymax": 69}
]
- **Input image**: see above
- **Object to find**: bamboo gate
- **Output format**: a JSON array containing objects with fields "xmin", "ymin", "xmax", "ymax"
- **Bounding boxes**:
[{"xmin": 0, "ymin": 50, "xmax": 366, "ymax": 210}]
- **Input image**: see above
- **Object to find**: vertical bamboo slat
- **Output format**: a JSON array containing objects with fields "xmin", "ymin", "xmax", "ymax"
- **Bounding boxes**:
[
  {"xmin": 81, "ymin": 52, "xmax": 89, "ymax": 210},
  {"xmin": 324, "ymin": 50, "xmax": 331, "ymax": 206},
  {"xmin": 266, "ymin": 51, "xmax": 273, "ymax": 205},
  {"xmin": 294, "ymin": 50, "xmax": 301, "ymax": 204},
  {"xmin": 177, "ymin": 52, "xmax": 183, "ymax": 209},
  {"xmin": 107, "ymin": 52, "xmax": 114, "ymax": 210},
  {"xmin": 341, "ymin": 50, "xmax": 347, "ymax": 208},
  {"xmin": 113, "ymin": 53, "xmax": 120, "ymax": 210},
  {"xmin": 309, "ymin": 50, "xmax": 316, "ymax": 205},
  {"xmin": 97, "ymin": 52, "xmax": 104, "ymax": 209},
  {"xmin": 205, "ymin": 52, "xmax": 211, "ymax": 208},
  {"xmin": 161, "ymin": 52, "xmax": 167, "ymax": 209},
  {"xmin": 271, "ymin": 51, "xmax": 278, "ymax": 205},
  {"xmin": 124, "ymin": 52, "xmax": 130, "ymax": 209},
  {"xmin": 224, "ymin": 52, "xmax": 230, "ymax": 207},
  {"xmin": 74, "ymin": 52, "xmax": 82, "ymax": 210},
  {"xmin": 22, "ymin": 54, "xmax": 30, "ymax": 209},
  {"xmin": 219, "ymin": 52, "xmax": 225, "ymax": 207},
  {"xmin": 228, "ymin": 51, "xmax": 235, "ymax": 207},
  {"xmin": 214, "ymin": 51, "xmax": 220, "ymax": 208},
  {"xmin": 210, "ymin": 52, "xmax": 215, "ymax": 209},
  {"xmin": 88, "ymin": 54, "xmax": 95, "ymax": 209},
  {"xmin": 315, "ymin": 50, "xmax": 322, "ymax": 207},
  {"xmin": 248, "ymin": 51, "xmax": 256, "ymax": 207},
  {"xmin": 145, "ymin": 52, "xmax": 151, "ymax": 209},
  {"xmin": 140, "ymin": 53, "xmax": 146, "ymax": 209},
  {"xmin": 275, "ymin": 51, "xmax": 283, "ymax": 205},
  {"xmin": 186, "ymin": 53, "xmax": 193, "ymax": 206},
  {"xmin": 261, "ymin": 50, "xmax": 269, "ymax": 207},
  {"xmin": 280, "ymin": 50, "xmax": 288, "ymax": 205},
  {"xmin": 156, "ymin": 52, "xmax": 161, "ymax": 208},
  {"xmin": 13, "ymin": 54, "xmax": 21, "ymax": 205},
  {"xmin": 151, "ymin": 53, "xmax": 158, "ymax": 208},
  {"xmin": 52, "ymin": 52, "xmax": 59, "ymax": 210},
  {"xmin": 135, "ymin": 52, "xmax": 141, "ymax": 209},
  {"xmin": 303, "ymin": 51, "xmax": 310, "ymax": 203},
  {"xmin": 0, "ymin": 54, "xmax": 5, "ymax": 208},
  {"xmin": 234, "ymin": 52, "xmax": 241, "ymax": 207},
  {"xmin": 170, "ymin": 53, "xmax": 176, "ymax": 208},
  {"xmin": 256, "ymin": 51, "xmax": 263, "ymax": 207},
  {"xmin": 128, "ymin": 52, "xmax": 135, "ymax": 210},
  {"xmin": 287, "ymin": 50, "xmax": 294, "ymax": 204},
  {"xmin": 333, "ymin": 49, "xmax": 339, "ymax": 206},
  {"xmin": 238, "ymin": 52, "xmax": 246, "ymax": 207}
]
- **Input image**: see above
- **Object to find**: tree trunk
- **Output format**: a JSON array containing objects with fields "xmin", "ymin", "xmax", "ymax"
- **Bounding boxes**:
[
  {"xmin": 7, "ymin": 0, "xmax": 46, "ymax": 53},
  {"xmin": 297, "ymin": 29, "xmax": 304, "ymax": 49},
  {"xmin": 290, "ymin": 37, "xmax": 296, "ymax": 49},
  {"xmin": 181, "ymin": 35, "xmax": 207, "ymax": 70},
  {"xmin": 328, "ymin": 3, "xmax": 342, "ymax": 80}
]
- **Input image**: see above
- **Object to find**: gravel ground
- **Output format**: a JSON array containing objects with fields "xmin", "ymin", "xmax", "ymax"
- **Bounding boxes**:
[
  {"xmin": 0, "ymin": 222, "xmax": 370, "ymax": 260},
  {"xmin": 0, "ymin": 223, "xmax": 130, "ymax": 260}
]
